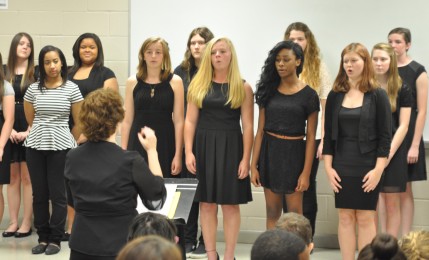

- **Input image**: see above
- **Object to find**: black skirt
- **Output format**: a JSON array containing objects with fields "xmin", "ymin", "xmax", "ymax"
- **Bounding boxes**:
[
  {"xmin": 0, "ymin": 116, "xmax": 12, "ymax": 184},
  {"xmin": 258, "ymin": 133, "xmax": 305, "ymax": 194}
]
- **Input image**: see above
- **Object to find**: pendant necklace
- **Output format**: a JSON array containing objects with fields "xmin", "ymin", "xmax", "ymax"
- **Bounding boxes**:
[{"xmin": 149, "ymin": 84, "xmax": 155, "ymax": 98}]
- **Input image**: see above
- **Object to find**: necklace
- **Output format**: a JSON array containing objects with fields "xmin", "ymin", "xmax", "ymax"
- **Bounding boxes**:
[{"xmin": 149, "ymin": 84, "xmax": 156, "ymax": 98}]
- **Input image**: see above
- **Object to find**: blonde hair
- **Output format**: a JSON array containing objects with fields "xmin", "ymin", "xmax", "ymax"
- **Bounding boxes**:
[
  {"xmin": 187, "ymin": 37, "xmax": 245, "ymax": 109},
  {"xmin": 399, "ymin": 230, "xmax": 429, "ymax": 260},
  {"xmin": 284, "ymin": 22, "xmax": 321, "ymax": 93},
  {"xmin": 372, "ymin": 43, "xmax": 402, "ymax": 112},
  {"xmin": 136, "ymin": 37, "xmax": 171, "ymax": 82}
]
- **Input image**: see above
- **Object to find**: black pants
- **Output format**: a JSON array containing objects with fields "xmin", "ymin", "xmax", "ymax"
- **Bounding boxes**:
[
  {"xmin": 26, "ymin": 148, "xmax": 68, "ymax": 245},
  {"xmin": 181, "ymin": 152, "xmax": 204, "ymax": 246},
  {"xmin": 283, "ymin": 139, "xmax": 320, "ymax": 237}
]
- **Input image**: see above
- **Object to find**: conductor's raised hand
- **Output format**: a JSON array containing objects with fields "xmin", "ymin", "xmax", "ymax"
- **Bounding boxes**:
[{"xmin": 138, "ymin": 127, "xmax": 157, "ymax": 151}]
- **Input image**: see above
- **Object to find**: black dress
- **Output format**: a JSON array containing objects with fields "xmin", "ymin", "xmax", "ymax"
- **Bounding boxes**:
[
  {"xmin": 333, "ymin": 107, "xmax": 380, "ymax": 210},
  {"xmin": 382, "ymin": 84, "xmax": 412, "ymax": 193},
  {"xmin": 194, "ymin": 82, "xmax": 252, "ymax": 204},
  {"xmin": 127, "ymin": 74, "xmax": 176, "ymax": 178},
  {"xmin": 398, "ymin": 61, "xmax": 427, "ymax": 182},
  {"xmin": 10, "ymin": 75, "xmax": 28, "ymax": 163},
  {"xmin": 258, "ymin": 86, "xmax": 320, "ymax": 194}
]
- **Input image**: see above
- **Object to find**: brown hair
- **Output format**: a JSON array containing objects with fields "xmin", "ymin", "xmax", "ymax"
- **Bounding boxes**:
[
  {"xmin": 388, "ymin": 27, "xmax": 411, "ymax": 44},
  {"xmin": 6, "ymin": 32, "xmax": 36, "ymax": 92},
  {"xmin": 275, "ymin": 212, "xmax": 312, "ymax": 245},
  {"xmin": 179, "ymin": 27, "xmax": 214, "ymax": 81},
  {"xmin": 333, "ymin": 43, "xmax": 378, "ymax": 93},
  {"xmin": 284, "ymin": 22, "xmax": 321, "ymax": 93},
  {"xmin": 137, "ymin": 37, "xmax": 171, "ymax": 82},
  {"xmin": 79, "ymin": 89, "xmax": 124, "ymax": 142},
  {"xmin": 117, "ymin": 235, "xmax": 182, "ymax": 260}
]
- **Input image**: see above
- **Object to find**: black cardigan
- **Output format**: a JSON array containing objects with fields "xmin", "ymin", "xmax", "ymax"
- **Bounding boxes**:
[{"xmin": 323, "ymin": 88, "xmax": 392, "ymax": 158}]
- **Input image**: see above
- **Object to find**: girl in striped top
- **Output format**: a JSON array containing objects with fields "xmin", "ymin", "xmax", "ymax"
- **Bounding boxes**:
[{"xmin": 23, "ymin": 45, "xmax": 83, "ymax": 255}]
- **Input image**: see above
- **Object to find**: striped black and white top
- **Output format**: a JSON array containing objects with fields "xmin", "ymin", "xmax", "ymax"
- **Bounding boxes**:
[{"xmin": 24, "ymin": 80, "xmax": 83, "ymax": 151}]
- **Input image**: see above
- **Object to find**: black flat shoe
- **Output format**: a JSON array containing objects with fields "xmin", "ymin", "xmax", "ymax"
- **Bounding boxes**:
[
  {"xmin": 61, "ymin": 231, "xmax": 70, "ymax": 241},
  {"xmin": 2, "ymin": 228, "xmax": 19, "ymax": 238},
  {"xmin": 14, "ymin": 229, "xmax": 32, "ymax": 238},
  {"xmin": 45, "ymin": 244, "xmax": 61, "ymax": 255},
  {"xmin": 32, "ymin": 243, "xmax": 48, "ymax": 254}
]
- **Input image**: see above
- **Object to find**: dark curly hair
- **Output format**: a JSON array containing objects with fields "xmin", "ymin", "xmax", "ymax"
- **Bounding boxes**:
[
  {"xmin": 79, "ymin": 88, "xmax": 124, "ymax": 142},
  {"xmin": 255, "ymin": 41, "xmax": 304, "ymax": 107}
]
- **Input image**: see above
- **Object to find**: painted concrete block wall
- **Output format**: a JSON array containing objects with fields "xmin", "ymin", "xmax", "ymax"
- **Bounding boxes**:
[{"xmin": 1, "ymin": 1, "xmax": 428, "ymax": 242}]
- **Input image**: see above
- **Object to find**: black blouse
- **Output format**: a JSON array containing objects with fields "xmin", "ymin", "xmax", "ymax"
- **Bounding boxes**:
[
  {"xmin": 64, "ymin": 141, "xmax": 166, "ymax": 256},
  {"xmin": 263, "ymin": 85, "xmax": 320, "ymax": 136}
]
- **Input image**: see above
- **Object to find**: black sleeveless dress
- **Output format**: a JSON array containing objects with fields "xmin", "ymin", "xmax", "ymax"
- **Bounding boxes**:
[
  {"xmin": 127, "ymin": 74, "xmax": 177, "ymax": 178},
  {"xmin": 11, "ymin": 75, "xmax": 28, "ymax": 163},
  {"xmin": 194, "ymin": 82, "xmax": 252, "ymax": 204}
]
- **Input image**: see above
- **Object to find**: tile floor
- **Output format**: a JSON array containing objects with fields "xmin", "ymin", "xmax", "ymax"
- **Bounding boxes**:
[{"xmin": 0, "ymin": 233, "xmax": 342, "ymax": 260}]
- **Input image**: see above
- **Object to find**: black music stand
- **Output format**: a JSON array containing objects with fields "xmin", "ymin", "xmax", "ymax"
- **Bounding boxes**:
[{"xmin": 164, "ymin": 178, "xmax": 198, "ymax": 259}]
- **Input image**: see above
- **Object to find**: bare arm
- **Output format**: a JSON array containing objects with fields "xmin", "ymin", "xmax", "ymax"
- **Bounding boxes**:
[
  {"xmin": 103, "ymin": 77, "xmax": 119, "ymax": 92},
  {"xmin": 387, "ymin": 107, "xmax": 411, "ymax": 165},
  {"xmin": 408, "ymin": 72, "xmax": 428, "ymax": 163},
  {"xmin": 250, "ymin": 107, "xmax": 265, "ymax": 187},
  {"xmin": 296, "ymin": 111, "xmax": 317, "ymax": 192},
  {"xmin": 71, "ymin": 101, "xmax": 83, "ymax": 141},
  {"xmin": 184, "ymin": 102, "xmax": 199, "ymax": 174},
  {"xmin": 138, "ymin": 127, "xmax": 163, "ymax": 178},
  {"xmin": 170, "ymin": 75, "xmax": 185, "ymax": 175},
  {"xmin": 24, "ymin": 100, "xmax": 35, "ymax": 127},
  {"xmin": 238, "ymin": 83, "xmax": 254, "ymax": 179},
  {"xmin": 0, "ymin": 95, "xmax": 14, "ymax": 161},
  {"xmin": 316, "ymin": 99, "xmax": 326, "ymax": 159},
  {"xmin": 121, "ymin": 76, "xmax": 137, "ymax": 149}
]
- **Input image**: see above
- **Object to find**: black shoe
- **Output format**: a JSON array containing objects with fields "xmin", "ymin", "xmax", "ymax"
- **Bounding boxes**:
[
  {"xmin": 2, "ymin": 228, "xmax": 19, "ymax": 237},
  {"xmin": 14, "ymin": 229, "xmax": 33, "ymax": 238},
  {"xmin": 61, "ymin": 232, "xmax": 70, "ymax": 241},
  {"xmin": 45, "ymin": 244, "xmax": 61, "ymax": 255},
  {"xmin": 190, "ymin": 243, "xmax": 207, "ymax": 259},
  {"xmin": 32, "ymin": 243, "xmax": 48, "ymax": 254},
  {"xmin": 185, "ymin": 243, "xmax": 195, "ymax": 257}
]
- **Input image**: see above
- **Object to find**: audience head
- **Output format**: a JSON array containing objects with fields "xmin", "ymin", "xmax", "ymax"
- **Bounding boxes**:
[
  {"xmin": 251, "ymin": 229, "xmax": 309, "ymax": 260},
  {"xmin": 72, "ymin": 32, "xmax": 105, "ymax": 69},
  {"xmin": 127, "ymin": 212, "xmax": 177, "ymax": 243},
  {"xmin": 275, "ymin": 212, "xmax": 313, "ymax": 250},
  {"xmin": 117, "ymin": 235, "xmax": 182, "ymax": 260},
  {"xmin": 79, "ymin": 89, "xmax": 124, "ymax": 142},
  {"xmin": 399, "ymin": 230, "xmax": 429, "ymax": 260},
  {"xmin": 255, "ymin": 40, "xmax": 304, "ymax": 107},
  {"xmin": 38, "ymin": 45, "xmax": 68, "ymax": 89},
  {"xmin": 181, "ymin": 27, "xmax": 214, "ymax": 69},
  {"xmin": 357, "ymin": 233, "xmax": 406, "ymax": 260},
  {"xmin": 6, "ymin": 32, "xmax": 36, "ymax": 87},
  {"xmin": 137, "ymin": 37, "xmax": 171, "ymax": 81},
  {"xmin": 333, "ymin": 42, "xmax": 377, "ymax": 93}
]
